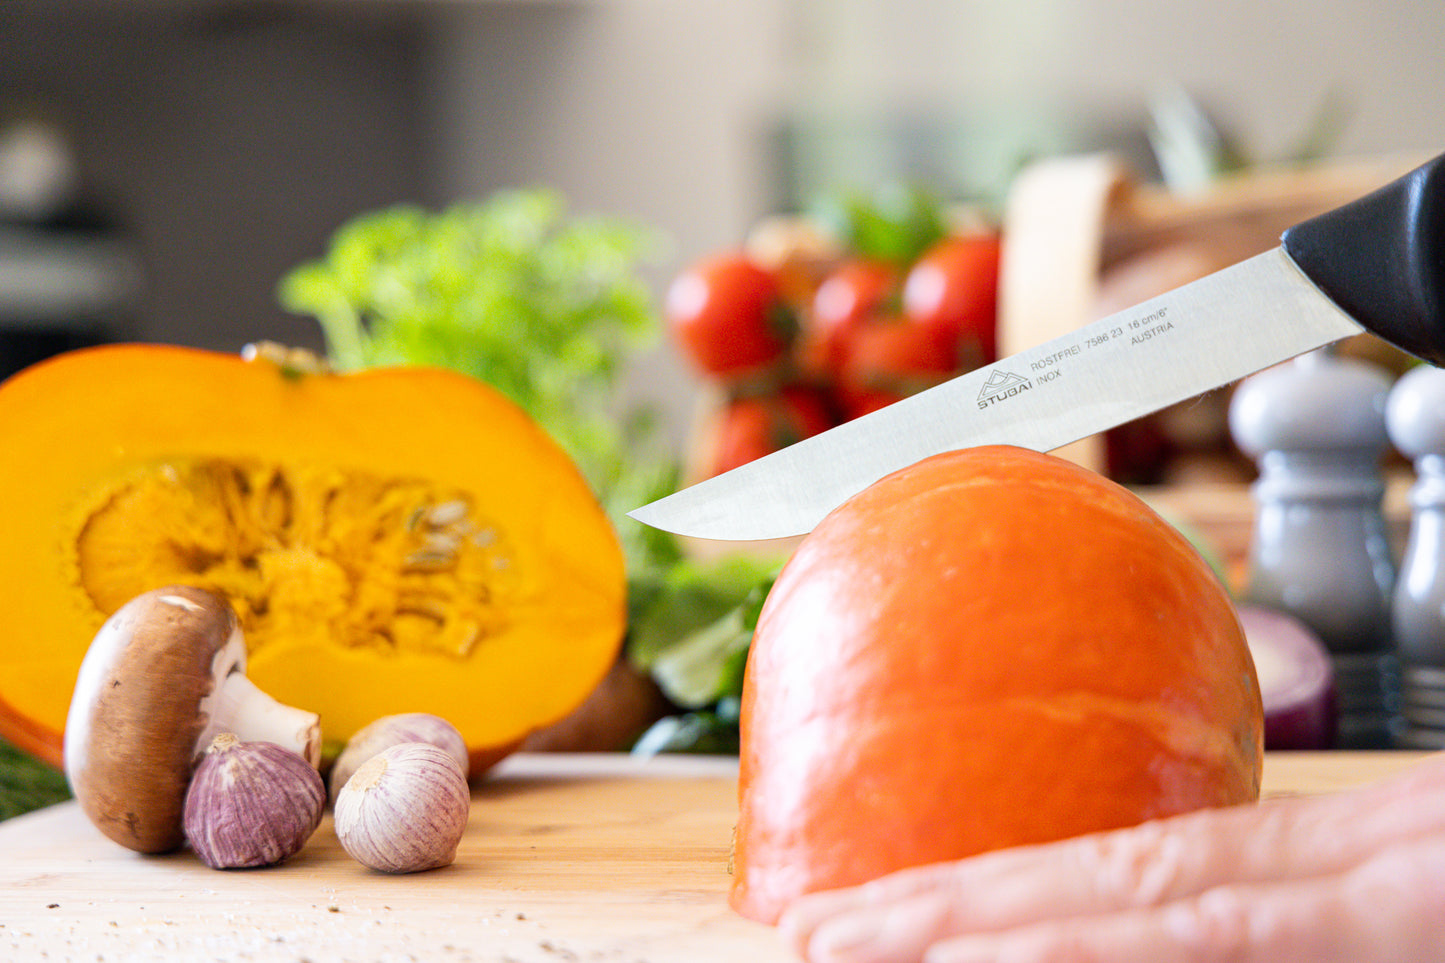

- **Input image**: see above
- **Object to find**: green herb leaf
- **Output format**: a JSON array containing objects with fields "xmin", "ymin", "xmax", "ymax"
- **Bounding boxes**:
[
  {"xmin": 627, "ymin": 555, "xmax": 782, "ymax": 672},
  {"xmin": 809, "ymin": 180, "xmax": 948, "ymax": 265},
  {"xmin": 631, "ymin": 698, "xmax": 742, "ymax": 756},
  {"xmin": 0, "ymin": 739, "xmax": 69, "ymax": 822}
]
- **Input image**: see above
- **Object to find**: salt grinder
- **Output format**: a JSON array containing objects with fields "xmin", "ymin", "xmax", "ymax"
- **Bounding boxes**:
[
  {"xmin": 1385, "ymin": 363, "xmax": 1445, "ymax": 750},
  {"xmin": 1229, "ymin": 348, "xmax": 1397, "ymax": 748}
]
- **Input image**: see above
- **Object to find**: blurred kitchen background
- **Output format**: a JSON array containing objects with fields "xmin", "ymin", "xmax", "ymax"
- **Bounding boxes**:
[{"xmin": 2, "ymin": 0, "xmax": 1441, "ymax": 447}]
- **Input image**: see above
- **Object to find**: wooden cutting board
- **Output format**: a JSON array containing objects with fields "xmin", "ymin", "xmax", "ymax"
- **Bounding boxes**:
[{"xmin": 0, "ymin": 751, "xmax": 1433, "ymax": 962}]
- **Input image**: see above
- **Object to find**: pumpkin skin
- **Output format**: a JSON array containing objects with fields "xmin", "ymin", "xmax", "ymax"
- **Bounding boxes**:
[
  {"xmin": 730, "ymin": 445, "xmax": 1263, "ymax": 924},
  {"xmin": 0, "ymin": 344, "xmax": 627, "ymax": 774}
]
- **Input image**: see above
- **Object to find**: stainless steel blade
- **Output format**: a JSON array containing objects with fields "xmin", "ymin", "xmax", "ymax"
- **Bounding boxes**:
[{"xmin": 629, "ymin": 247, "xmax": 1365, "ymax": 541}]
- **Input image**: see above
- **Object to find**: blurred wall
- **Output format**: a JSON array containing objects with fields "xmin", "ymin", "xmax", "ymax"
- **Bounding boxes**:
[
  {"xmin": 424, "ymin": 0, "xmax": 1445, "ymax": 266},
  {"xmin": 0, "ymin": 3, "xmax": 427, "ymax": 355},
  {"xmin": 1, "ymin": 0, "xmax": 1441, "ymax": 443}
]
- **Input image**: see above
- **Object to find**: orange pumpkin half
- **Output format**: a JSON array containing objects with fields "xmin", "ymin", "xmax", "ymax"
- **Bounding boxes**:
[
  {"xmin": 0, "ymin": 344, "xmax": 627, "ymax": 774},
  {"xmin": 730, "ymin": 445, "xmax": 1263, "ymax": 924}
]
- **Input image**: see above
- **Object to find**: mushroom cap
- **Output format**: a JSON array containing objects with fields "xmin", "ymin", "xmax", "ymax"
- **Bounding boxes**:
[{"xmin": 63, "ymin": 585, "xmax": 244, "ymax": 853}]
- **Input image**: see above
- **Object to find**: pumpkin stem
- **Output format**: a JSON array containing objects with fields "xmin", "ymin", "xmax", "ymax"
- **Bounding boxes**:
[{"xmin": 241, "ymin": 342, "xmax": 332, "ymax": 379}]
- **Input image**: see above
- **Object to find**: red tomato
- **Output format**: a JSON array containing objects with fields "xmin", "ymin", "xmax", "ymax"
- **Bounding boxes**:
[
  {"xmin": 834, "ymin": 316, "xmax": 956, "ymax": 419},
  {"xmin": 665, "ymin": 253, "xmax": 794, "ymax": 379},
  {"xmin": 799, "ymin": 259, "xmax": 899, "ymax": 378},
  {"xmin": 901, "ymin": 233, "xmax": 1001, "ymax": 369},
  {"xmin": 703, "ymin": 386, "xmax": 836, "ymax": 478}
]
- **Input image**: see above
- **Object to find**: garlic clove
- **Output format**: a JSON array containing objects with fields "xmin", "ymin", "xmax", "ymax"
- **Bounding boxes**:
[
  {"xmin": 183, "ymin": 733, "xmax": 325, "ymax": 869},
  {"xmin": 328, "ymin": 712, "xmax": 469, "ymax": 805},
  {"xmin": 334, "ymin": 742, "xmax": 470, "ymax": 874}
]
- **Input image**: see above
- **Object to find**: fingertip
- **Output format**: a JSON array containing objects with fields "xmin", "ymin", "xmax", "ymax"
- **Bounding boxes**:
[
  {"xmin": 778, "ymin": 890, "xmax": 851, "ymax": 957},
  {"xmin": 804, "ymin": 912, "xmax": 884, "ymax": 962},
  {"xmin": 797, "ymin": 892, "xmax": 956, "ymax": 963}
]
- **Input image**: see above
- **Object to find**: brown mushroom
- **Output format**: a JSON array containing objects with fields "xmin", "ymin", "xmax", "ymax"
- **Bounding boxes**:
[{"xmin": 62, "ymin": 585, "xmax": 321, "ymax": 854}]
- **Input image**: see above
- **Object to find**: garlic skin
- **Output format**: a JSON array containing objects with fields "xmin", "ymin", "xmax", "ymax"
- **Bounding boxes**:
[
  {"xmin": 328, "ymin": 712, "xmax": 469, "ymax": 805},
  {"xmin": 183, "ymin": 733, "xmax": 325, "ymax": 869},
  {"xmin": 334, "ymin": 742, "xmax": 470, "ymax": 873}
]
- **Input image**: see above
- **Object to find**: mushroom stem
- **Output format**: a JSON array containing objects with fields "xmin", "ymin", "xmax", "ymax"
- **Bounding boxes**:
[{"xmin": 197, "ymin": 671, "xmax": 321, "ymax": 767}]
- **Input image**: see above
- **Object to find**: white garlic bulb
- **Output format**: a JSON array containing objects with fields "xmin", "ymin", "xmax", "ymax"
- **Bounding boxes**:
[
  {"xmin": 333, "ymin": 742, "xmax": 470, "ymax": 873},
  {"xmin": 328, "ymin": 712, "xmax": 469, "ymax": 805}
]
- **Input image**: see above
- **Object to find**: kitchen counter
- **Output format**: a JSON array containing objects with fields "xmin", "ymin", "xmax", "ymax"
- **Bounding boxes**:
[{"xmin": 0, "ymin": 751, "xmax": 1433, "ymax": 962}]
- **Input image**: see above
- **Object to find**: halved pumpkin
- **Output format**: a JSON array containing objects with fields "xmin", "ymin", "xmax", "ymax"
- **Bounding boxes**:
[
  {"xmin": 731, "ymin": 446, "xmax": 1263, "ymax": 924},
  {"xmin": 0, "ymin": 343, "xmax": 627, "ymax": 773}
]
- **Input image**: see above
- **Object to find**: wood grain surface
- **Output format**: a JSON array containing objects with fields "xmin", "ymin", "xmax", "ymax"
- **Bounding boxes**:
[{"xmin": 0, "ymin": 751, "xmax": 1433, "ymax": 962}]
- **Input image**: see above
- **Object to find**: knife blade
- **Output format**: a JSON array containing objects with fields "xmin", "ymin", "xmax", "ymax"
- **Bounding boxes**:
[{"xmin": 630, "ymin": 152, "xmax": 1445, "ymax": 542}]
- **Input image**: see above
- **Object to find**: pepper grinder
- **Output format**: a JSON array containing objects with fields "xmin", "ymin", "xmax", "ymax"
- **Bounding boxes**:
[
  {"xmin": 1385, "ymin": 363, "xmax": 1445, "ymax": 750},
  {"xmin": 1229, "ymin": 348, "xmax": 1398, "ymax": 748}
]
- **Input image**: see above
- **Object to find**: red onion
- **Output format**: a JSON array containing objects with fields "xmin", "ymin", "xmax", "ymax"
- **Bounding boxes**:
[{"xmin": 1238, "ymin": 605, "xmax": 1337, "ymax": 750}]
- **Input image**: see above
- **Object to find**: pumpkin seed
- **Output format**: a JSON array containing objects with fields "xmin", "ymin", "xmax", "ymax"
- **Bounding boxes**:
[
  {"xmin": 426, "ymin": 500, "xmax": 468, "ymax": 528},
  {"xmin": 422, "ymin": 532, "xmax": 461, "ymax": 555},
  {"xmin": 404, "ymin": 549, "xmax": 457, "ymax": 571}
]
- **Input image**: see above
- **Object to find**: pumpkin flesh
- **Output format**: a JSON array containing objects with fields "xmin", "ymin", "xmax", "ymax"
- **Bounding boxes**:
[
  {"xmin": 731, "ymin": 446, "xmax": 1263, "ymax": 924},
  {"xmin": 0, "ymin": 344, "xmax": 627, "ymax": 770}
]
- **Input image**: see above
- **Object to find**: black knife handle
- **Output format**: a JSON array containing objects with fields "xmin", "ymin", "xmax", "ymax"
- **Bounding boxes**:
[{"xmin": 1282, "ymin": 152, "xmax": 1445, "ymax": 367}]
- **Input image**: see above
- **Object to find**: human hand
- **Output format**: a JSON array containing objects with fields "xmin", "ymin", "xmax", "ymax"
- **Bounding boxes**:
[{"xmin": 780, "ymin": 753, "xmax": 1445, "ymax": 963}]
